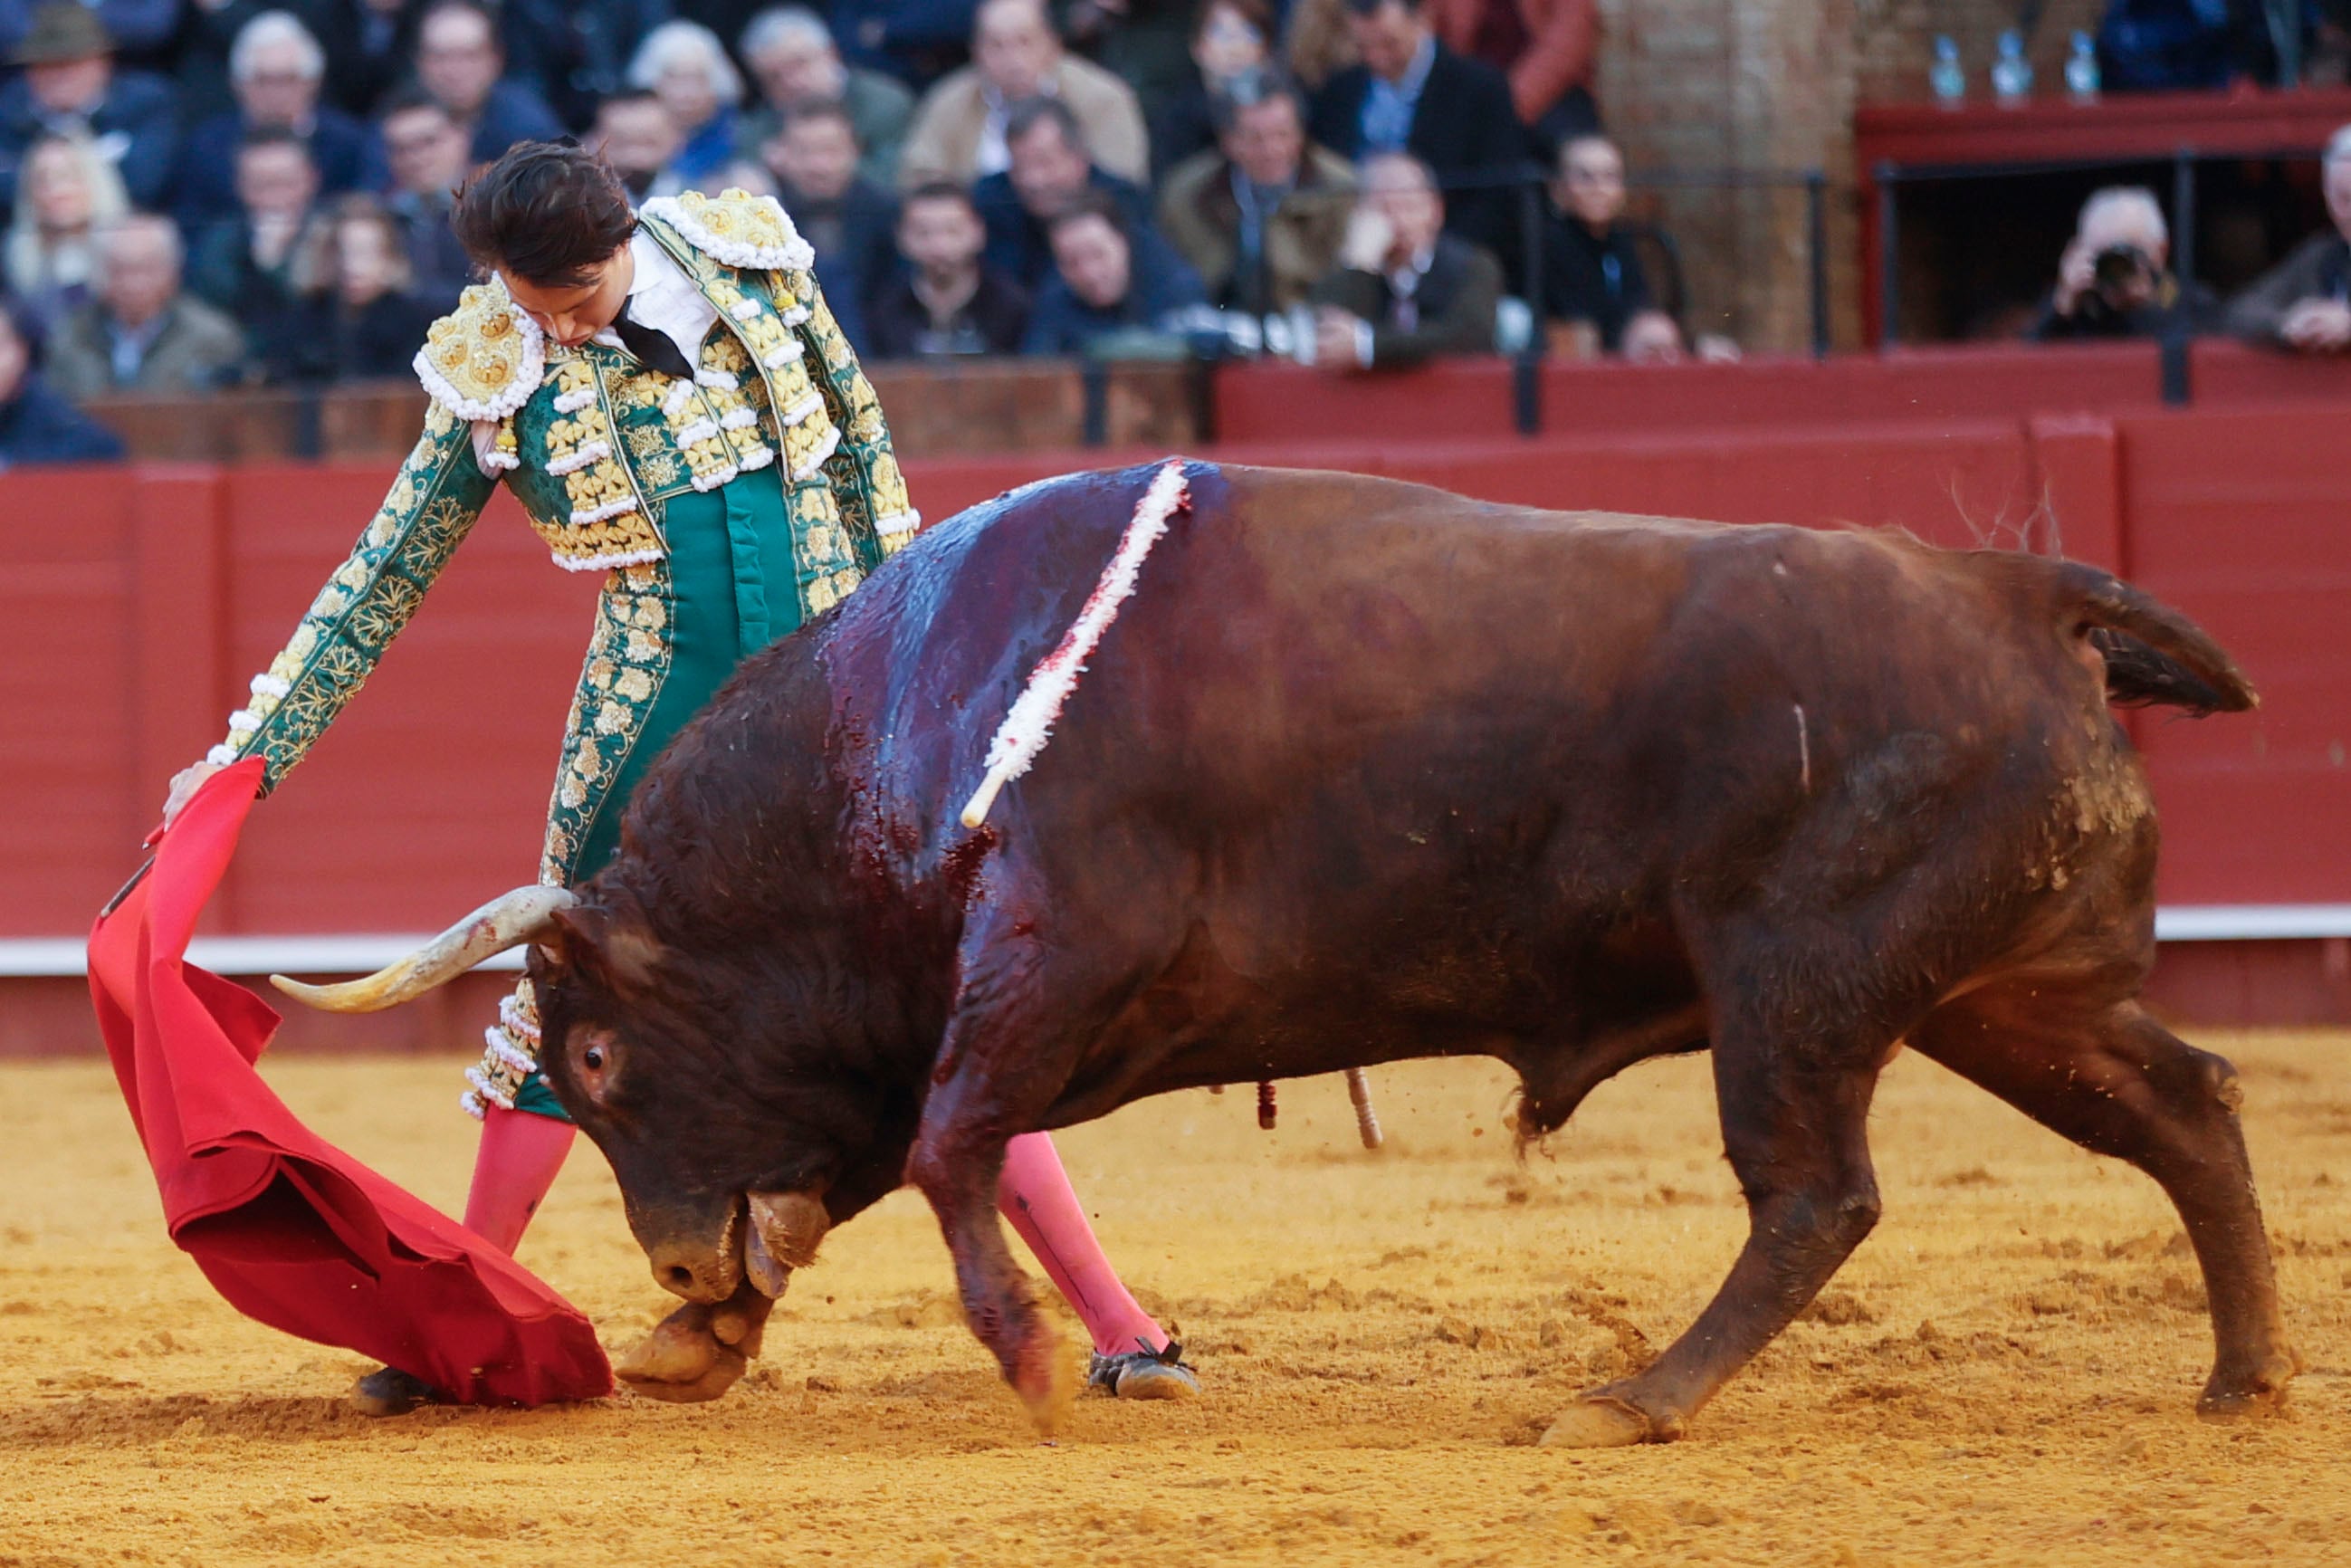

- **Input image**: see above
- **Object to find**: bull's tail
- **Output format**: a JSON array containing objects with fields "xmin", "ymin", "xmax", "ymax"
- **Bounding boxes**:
[{"xmin": 2046, "ymin": 559, "xmax": 2258, "ymax": 716}]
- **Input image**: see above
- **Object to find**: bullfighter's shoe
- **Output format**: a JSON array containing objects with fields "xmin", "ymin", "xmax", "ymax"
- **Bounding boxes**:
[
  {"xmin": 1086, "ymin": 1342, "xmax": 1200, "ymax": 1401},
  {"xmin": 349, "ymin": 1365, "xmax": 439, "ymax": 1417}
]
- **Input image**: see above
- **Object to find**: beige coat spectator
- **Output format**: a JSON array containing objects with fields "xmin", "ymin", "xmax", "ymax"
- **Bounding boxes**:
[
  {"xmin": 899, "ymin": 0, "xmax": 1148, "ymax": 189},
  {"xmin": 1158, "ymin": 79, "xmax": 1354, "ymax": 314},
  {"xmin": 47, "ymin": 216, "xmax": 247, "ymax": 398}
]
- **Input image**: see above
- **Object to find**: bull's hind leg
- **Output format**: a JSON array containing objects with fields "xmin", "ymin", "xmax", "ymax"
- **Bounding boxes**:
[
  {"xmin": 1543, "ymin": 999, "xmax": 1893, "ymax": 1448},
  {"xmin": 1910, "ymin": 990, "xmax": 2297, "ymax": 1414}
]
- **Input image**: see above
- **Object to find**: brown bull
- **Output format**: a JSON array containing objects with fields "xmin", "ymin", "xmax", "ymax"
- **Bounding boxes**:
[{"xmin": 287, "ymin": 461, "xmax": 2296, "ymax": 1445}]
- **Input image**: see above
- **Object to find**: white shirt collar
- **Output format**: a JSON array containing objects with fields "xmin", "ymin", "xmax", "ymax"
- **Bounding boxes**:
[{"xmin": 589, "ymin": 226, "xmax": 718, "ymax": 366}]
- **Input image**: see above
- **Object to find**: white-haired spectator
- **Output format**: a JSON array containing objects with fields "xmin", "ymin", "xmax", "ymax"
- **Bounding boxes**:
[
  {"xmin": 2225, "ymin": 125, "xmax": 2351, "ymax": 353},
  {"xmin": 47, "ymin": 213, "xmax": 248, "ymax": 397},
  {"xmin": 173, "ymin": 11, "xmax": 382, "ymax": 234},
  {"xmin": 2029, "ymin": 185, "xmax": 2214, "ymax": 341},
  {"xmin": 415, "ymin": 0, "xmax": 565, "ymax": 165},
  {"xmin": 627, "ymin": 20, "xmax": 748, "ymax": 187},
  {"xmin": 739, "ymin": 5, "xmax": 914, "ymax": 186},
  {"xmin": 899, "ymin": 0, "xmax": 1149, "ymax": 190},
  {"xmin": 5, "ymin": 131, "xmax": 127, "ymax": 334},
  {"xmin": 1303, "ymin": 150, "xmax": 1500, "ymax": 372},
  {"xmin": 496, "ymin": 0, "xmax": 672, "ymax": 129}
]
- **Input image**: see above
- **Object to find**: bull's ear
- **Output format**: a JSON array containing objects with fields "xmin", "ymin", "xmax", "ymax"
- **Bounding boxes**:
[{"xmin": 550, "ymin": 898, "xmax": 666, "ymax": 998}]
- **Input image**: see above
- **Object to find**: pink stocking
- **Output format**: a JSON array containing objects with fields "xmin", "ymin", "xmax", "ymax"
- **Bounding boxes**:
[
  {"xmin": 463, "ymin": 1107, "xmax": 577, "ymax": 1255},
  {"xmin": 997, "ymin": 1132, "xmax": 1169, "ymax": 1356}
]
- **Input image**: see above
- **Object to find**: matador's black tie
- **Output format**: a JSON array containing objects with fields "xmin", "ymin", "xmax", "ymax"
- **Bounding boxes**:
[{"xmin": 611, "ymin": 303, "xmax": 695, "ymax": 380}]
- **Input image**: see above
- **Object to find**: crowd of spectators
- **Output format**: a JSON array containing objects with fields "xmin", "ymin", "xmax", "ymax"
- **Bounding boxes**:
[{"xmin": 0, "ymin": 0, "xmax": 2347, "ymax": 467}]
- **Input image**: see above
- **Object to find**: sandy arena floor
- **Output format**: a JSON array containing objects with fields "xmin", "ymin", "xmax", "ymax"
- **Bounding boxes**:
[{"xmin": 2, "ymin": 1031, "xmax": 2347, "ymax": 1566}]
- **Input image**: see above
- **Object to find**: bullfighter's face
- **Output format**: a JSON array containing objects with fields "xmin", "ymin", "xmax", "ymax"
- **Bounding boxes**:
[{"xmin": 526, "ymin": 895, "xmax": 883, "ymax": 1309}]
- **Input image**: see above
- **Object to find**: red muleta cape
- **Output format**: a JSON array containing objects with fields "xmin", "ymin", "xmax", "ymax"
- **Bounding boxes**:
[{"xmin": 85, "ymin": 760, "xmax": 611, "ymax": 1406}]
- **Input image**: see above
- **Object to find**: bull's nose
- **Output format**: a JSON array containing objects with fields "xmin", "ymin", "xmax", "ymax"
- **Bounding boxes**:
[{"xmin": 643, "ymin": 1211, "xmax": 741, "ymax": 1304}]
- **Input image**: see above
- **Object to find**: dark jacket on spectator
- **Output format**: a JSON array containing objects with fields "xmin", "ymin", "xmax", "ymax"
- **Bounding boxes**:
[
  {"xmin": 46, "ymin": 294, "xmax": 249, "ymax": 397},
  {"xmin": 828, "ymin": 0, "xmax": 984, "ymax": 88},
  {"xmin": 2026, "ymin": 274, "xmax": 2215, "ymax": 342},
  {"xmin": 1157, "ymin": 142, "xmax": 1356, "ymax": 314},
  {"xmin": 1019, "ymin": 241, "xmax": 1205, "ymax": 355},
  {"xmin": 500, "ymin": 0, "xmax": 670, "ymax": 129},
  {"xmin": 1541, "ymin": 215, "xmax": 1654, "ymax": 351},
  {"xmin": 313, "ymin": 0, "xmax": 423, "ymax": 119},
  {"xmin": 1307, "ymin": 43, "xmax": 1527, "ymax": 273},
  {"xmin": 865, "ymin": 265, "xmax": 1028, "ymax": 358},
  {"xmin": 387, "ymin": 188, "xmax": 473, "ymax": 313},
  {"xmin": 973, "ymin": 164, "xmax": 1155, "ymax": 286},
  {"xmin": 172, "ymin": 108, "xmax": 384, "ymax": 233},
  {"xmin": 0, "ymin": 68, "xmax": 179, "ymax": 211},
  {"xmin": 0, "ymin": 369, "xmax": 123, "ymax": 464},
  {"xmin": 187, "ymin": 214, "xmax": 309, "ymax": 340},
  {"xmin": 1306, "ymin": 233, "xmax": 1502, "ymax": 368},
  {"xmin": 778, "ymin": 174, "xmax": 899, "ymax": 308},
  {"xmin": 171, "ymin": 0, "xmax": 330, "ymax": 124},
  {"xmin": 1147, "ymin": 81, "xmax": 1216, "ymax": 185},
  {"xmin": 257, "ymin": 289, "xmax": 442, "ymax": 382},
  {"xmin": 462, "ymin": 79, "xmax": 568, "ymax": 165},
  {"xmin": 2222, "ymin": 231, "xmax": 2351, "ymax": 343}
]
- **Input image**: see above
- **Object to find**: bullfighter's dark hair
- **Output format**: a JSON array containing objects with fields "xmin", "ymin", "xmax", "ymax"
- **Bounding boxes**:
[
  {"xmin": 451, "ymin": 140, "xmax": 637, "ymax": 289},
  {"xmin": 1003, "ymin": 94, "xmax": 1085, "ymax": 150}
]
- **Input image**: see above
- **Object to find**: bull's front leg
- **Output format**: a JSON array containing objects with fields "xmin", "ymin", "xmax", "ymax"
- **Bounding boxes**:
[{"xmin": 905, "ymin": 1081, "xmax": 1078, "ymax": 1434}]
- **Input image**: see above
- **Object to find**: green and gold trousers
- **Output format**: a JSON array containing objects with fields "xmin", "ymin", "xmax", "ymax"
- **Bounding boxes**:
[{"xmin": 467, "ymin": 465, "xmax": 836, "ymax": 1121}]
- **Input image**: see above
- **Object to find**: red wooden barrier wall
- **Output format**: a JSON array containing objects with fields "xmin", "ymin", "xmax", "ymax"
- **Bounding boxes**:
[{"xmin": 4, "ymin": 344, "xmax": 2346, "ymax": 1039}]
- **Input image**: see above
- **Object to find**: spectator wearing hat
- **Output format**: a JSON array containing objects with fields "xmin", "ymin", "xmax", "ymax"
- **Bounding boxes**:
[
  {"xmin": 866, "ymin": 180, "xmax": 1031, "ymax": 358},
  {"xmin": 48, "ymin": 213, "xmax": 249, "ymax": 397},
  {"xmin": 738, "ymin": 6, "xmax": 914, "ymax": 188},
  {"xmin": 0, "ymin": 3, "xmax": 179, "ymax": 212},
  {"xmin": 0, "ymin": 298, "xmax": 123, "ymax": 464},
  {"xmin": 1305, "ymin": 149, "xmax": 1500, "ymax": 371},
  {"xmin": 1020, "ymin": 189, "xmax": 1205, "ymax": 355},
  {"xmin": 188, "ymin": 126, "xmax": 320, "ymax": 350},
  {"xmin": 899, "ymin": 0, "xmax": 1150, "ymax": 189},
  {"xmin": 0, "ymin": 1, "xmax": 180, "ymax": 62},
  {"xmin": 175, "ymin": 11, "xmax": 383, "ymax": 235},
  {"xmin": 376, "ymin": 86, "xmax": 473, "ymax": 311},
  {"xmin": 414, "ymin": 0, "xmax": 565, "ymax": 165},
  {"xmin": 1159, "ymin": 67, "xmax": 1354, "ymax": 315}
]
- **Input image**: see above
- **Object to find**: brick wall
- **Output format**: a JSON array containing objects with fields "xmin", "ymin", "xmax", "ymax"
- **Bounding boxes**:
[{"xmin": 1592, "ymin": 0, "xmax": 2091, "ymax": 351}]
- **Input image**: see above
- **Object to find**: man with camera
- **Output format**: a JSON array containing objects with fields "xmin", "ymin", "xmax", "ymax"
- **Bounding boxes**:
[{"xmin": 2028, "ymin": 186, "xmax": 2212, "ymax": 342}]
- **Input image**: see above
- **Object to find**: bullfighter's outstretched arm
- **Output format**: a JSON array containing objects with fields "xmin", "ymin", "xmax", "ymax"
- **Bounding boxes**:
[{"xmin": 202, "ymin": 403, "xmax": 499, "ymax": 794}]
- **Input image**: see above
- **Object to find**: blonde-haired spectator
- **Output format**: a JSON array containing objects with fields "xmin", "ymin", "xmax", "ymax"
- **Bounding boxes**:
[
  {"xmin": 899, "ymin": 0, "xmax": 1149, "ymax": 189},
  {"xmin": 626, "ymin": 20, "xmax": 748, "ymax": 187},
  {"xmin": 2224, "ymin": 125, "xmax": 2351, "ymax": 352},
  {"xmin": 1282, "ymin": 0, "xmax": 1360, "ymax": 91},
  {"xmin": 5, "ymin": 131, "xmax": 126, "ymax": 334}
]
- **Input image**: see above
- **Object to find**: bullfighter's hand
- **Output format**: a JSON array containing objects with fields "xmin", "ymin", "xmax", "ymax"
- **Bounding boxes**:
[
  {"xmin": 160, "ymin": 762, "xmax": 224, "ymax": 831},
  {"xmin": 615, "ymin": 1285, "xmax": 776, "ymax": 1403}
]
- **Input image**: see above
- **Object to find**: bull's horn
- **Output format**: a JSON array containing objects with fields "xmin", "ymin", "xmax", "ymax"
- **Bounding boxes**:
[
  {"xmin": 747, "ymin": 1190, "xmax": 831, "ymax": 1272},
  {"xmin": 269, "ymin": 884, "xmax": 579, "ymax": 1012}
]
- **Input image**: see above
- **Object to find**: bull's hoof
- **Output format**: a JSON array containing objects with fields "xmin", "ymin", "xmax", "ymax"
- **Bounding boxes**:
[
  {"xmin": 1538, "ymin": 1393, "xmax": 1659, "ymax": 1449},
  {"xmin": 2196, "ymin": 1353, "xmax": 2299, "ymax": 1420},
  {"xmin": 1087, "ymin": 1342, "xmax": 1201, "ymax": 1401},
  {"xmin": 350, "ymin": 1366, "xmax": 438, "ymax": 1418},
  {"xmin": 1012, "ymin": 1327, "xmax": 1079, "ymax": 1435},
  {"xmin": 616, "ymin": 1302, "xmax": 750, "ymax": 1404}
]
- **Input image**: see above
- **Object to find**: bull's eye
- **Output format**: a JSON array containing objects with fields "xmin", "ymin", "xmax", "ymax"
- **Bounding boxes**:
[{"xmin": 584, "ymin": 1045, "xmax": 606, "ymax": 1072}]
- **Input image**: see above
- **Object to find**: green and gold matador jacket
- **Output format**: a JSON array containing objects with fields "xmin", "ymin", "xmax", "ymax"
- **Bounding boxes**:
[
  {"xmin": 203, "ymin": 189, "xmax": 920, "ymax": 793},
  {"xmin": 199, "ymin": 189, "xmax": 924, "ymax": 1123}
]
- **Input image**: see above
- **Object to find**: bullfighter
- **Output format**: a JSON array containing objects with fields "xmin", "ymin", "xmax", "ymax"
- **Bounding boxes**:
[{"xmin": 159, "ymin": 141, "xmax": 1194, "ymax": 1414}]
